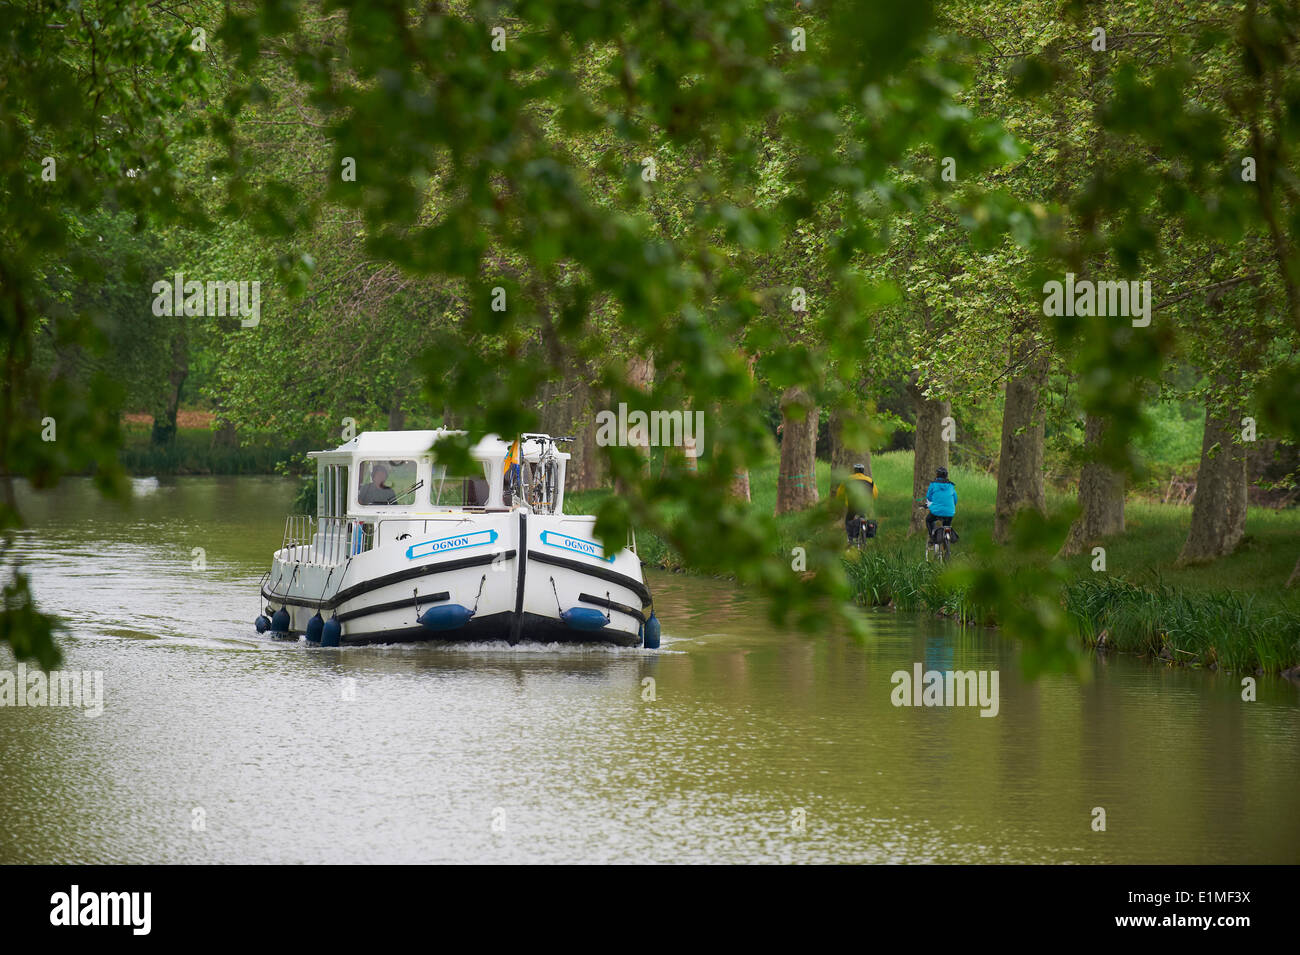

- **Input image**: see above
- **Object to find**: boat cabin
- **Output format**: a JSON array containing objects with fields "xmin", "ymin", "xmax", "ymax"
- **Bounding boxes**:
[
  {"xmin": 283, "ymin": 431, "xmax": 570, "ymax": 564},
  {"xmin": 307, "ymin": 429, "xmax": 567, "ymax": 530}
]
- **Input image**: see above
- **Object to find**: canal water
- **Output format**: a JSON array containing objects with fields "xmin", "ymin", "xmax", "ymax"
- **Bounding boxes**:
[{"xmin": 1, "ymin": 476, "xmax": 1297, "ymax": 863}]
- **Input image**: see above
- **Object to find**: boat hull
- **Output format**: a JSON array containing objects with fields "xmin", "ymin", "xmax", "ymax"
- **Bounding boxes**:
[{"xmin": 260, "ymin": 511, "xmax": 648, "ymax": 647}]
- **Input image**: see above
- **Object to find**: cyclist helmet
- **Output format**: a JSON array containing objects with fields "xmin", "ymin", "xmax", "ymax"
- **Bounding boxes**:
[
  {"xmin": 935, "ymin": 466, "xmax": 949, "ymax": 480},
  {"xmin": 853, "ymin": 464, "xmax": 866, "ymax": 474}
]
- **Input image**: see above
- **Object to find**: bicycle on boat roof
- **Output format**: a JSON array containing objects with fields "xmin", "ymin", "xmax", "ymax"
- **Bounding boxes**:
[{"xmin": 505, "ymin": 433, "xmax": 573, "ymax": 515}]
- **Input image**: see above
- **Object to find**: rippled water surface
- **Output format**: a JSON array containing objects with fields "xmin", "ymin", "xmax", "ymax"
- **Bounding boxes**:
[{"xmin": 1, "ymin": 477, "xmax": 1297, "ymax": 863}]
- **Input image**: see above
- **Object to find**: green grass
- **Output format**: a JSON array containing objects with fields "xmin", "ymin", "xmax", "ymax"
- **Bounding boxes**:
[
  {"xmin": 840, "ymin": 546, "xmax": 1300, "ymax": 673},
  {"xmin": 568, "ymin": 450, "xmax": 1300, "ymax": 672},
  {"xmin": 1064, "ymin": 577, "xmax": 1300, "ymax": 674},
  {"xmin": 842, "ymin": 548, "xmax": 986, "ymax": 623}
]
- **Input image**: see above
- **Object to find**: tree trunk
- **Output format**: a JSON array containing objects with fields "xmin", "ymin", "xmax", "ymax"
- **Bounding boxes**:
[
  {"xmin": 681, "ymin": 399, "xmax": 699, "ymax": 473},
  {"xmin": 537, "ymin": 379, "xmax": 565, "ymax": 436},
  {"xmin": 626, "ymin": 355, "xmax": 654, "ymax": 470},
  {"xmin": 212, "ymin": 417, "xmax": 239, "ymax": 449},
  {"xmin": 561, "ymin": 385, "xmax": 587, "ymax": 490},
  {"xmin": 539, "ymin": 379, "xmax": 600, "ymax": 491},
  {"xmin": 386, "ymin": 393, "xmax": 405, "ymax": 431},
  {"xmin": 775, "ymin": 386, "xmax": 819, "ymax": 514},
  {"xmin": 729, "ymin": 352, "xmax": 758, "ymax": 501},
  {"xmin": 581, "ymin": 386, "xmax": 608, "ymax": 490},
  {"xmin": 614, "ymin": 355, "xmax": 654, "ymax": 495},
  {"xmin": 1177, "ymin": 401, "xmax": 1248, "ymax": 565},
  {"xmin": 1288, "ymin": 556, "xmax": 1300, "ymax": 589},
  {"xmin": 993, "ymin": 349, "xmax": 1047, "ymax": 543},
  {"xmin": 830, "ymin": 405, "xmax": 873, "ymax": 496},
  {"xmin": 150, "ymin": 333, "xmax": 187, "ymax": 447},
  {"xmin": 730, "ymin": 468, "xmax": 751, "ymax": 502},
  {"xmin": 566, "ymin": 383, "xmax": 605, "ymax": 492},
  {"xmin": 1059, "ymin": 414, "xmax": 1126, "ymax": 556},
  {"xmin": 908, "ymin": 377, "xmax": 950, "ymax": 536}
]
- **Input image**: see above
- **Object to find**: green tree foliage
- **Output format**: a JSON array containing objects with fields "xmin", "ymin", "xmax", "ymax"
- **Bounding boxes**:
[{"xmin": 0, "ymin": 0, "xmax": 210, "ymax": 667}]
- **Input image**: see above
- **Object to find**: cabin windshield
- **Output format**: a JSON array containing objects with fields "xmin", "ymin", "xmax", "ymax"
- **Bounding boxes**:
[
  {"xmin": 430, "ymin": 464, "xmax": 491, "ymax": 509},
  {"xmin": 357, "ymin": 459, "xmax": 419, "ymax": 507}
]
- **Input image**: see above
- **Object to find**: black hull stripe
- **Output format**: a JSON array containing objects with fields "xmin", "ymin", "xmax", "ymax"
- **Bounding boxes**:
[
  {"xmin": 527, "ymin": 550, "xmax": 651, "ymax": 605},
  {"xmin": 339, "ymin": 612, "xmax": 639, "ymax": 647},
  {"xmin": 509, "ymin": 512, "xmax": 526, "ymax": 645},
  {"xmin": 262, "ymin": 588, "xmax": 330, "ymax": 612},
  {"xmin": 336, "ymin": 625, "xmax": 432, "ymax": 644},
  {"xmin": 578, "ymin": 592, "xmax": 648, "ymax": 622},
  {"xmin": 259, "ymin": 608, "xmax": 640, "ymax": 647},
  {"xmin": 336, "ymin": 592, "xmax": 449, "ymax": 624},
  {"xmin": 263, "ymin": 591, "xmax": 452, "ymax": 628},
  {"xmin": 262, "ymin": 550, "xmax": 514, "ymax": 611}
]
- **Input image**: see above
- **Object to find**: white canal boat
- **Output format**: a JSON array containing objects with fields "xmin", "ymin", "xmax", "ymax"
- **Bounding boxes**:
[{"xmin": 254, "ymin": 430, "xmax": 659, "ymax": 648}]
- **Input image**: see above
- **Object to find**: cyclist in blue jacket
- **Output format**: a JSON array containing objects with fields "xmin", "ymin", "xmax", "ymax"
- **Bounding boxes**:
[{"xmin": 925, "ymin": 466, "xmax": 957, "ymax": 540}]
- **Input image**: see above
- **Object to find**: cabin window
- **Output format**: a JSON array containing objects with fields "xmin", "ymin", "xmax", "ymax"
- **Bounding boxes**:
[
  {"xmin": 335, "ymin": 465, "xmax": 350, "ymax": 515},
  {"xmin": 357, "ymin": 459, "xmax": 419, "ymax": 506},
  {"xmin": 319, "ymin": 464, "xmax": 350, "ymax": 518},
  {"xmin": 431, "ymin": 463, "xmax": 491, "ymax": 509}
]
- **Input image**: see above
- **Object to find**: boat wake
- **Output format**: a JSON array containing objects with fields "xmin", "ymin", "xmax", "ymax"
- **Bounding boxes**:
[{"xmin": 279, "ymin": 635, "xmax": 683, "ymax": 655}]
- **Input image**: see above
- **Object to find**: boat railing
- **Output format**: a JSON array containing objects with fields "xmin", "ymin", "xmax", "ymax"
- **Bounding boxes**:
[{"xmin": 280, "ymin": 515, "xmax": 373, "ymax": 565}]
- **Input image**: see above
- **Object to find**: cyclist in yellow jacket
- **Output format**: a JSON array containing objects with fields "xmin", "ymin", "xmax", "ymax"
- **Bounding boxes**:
[{"xmin": 838, "ymin": 464, "xmax": 878, "ymax": 545}]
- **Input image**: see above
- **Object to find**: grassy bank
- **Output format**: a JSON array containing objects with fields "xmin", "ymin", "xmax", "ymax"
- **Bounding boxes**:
[
  {"xmin": 119, "ymin": 425, "xmax": 315, "ymax": 475},
  {"xmin": 843, "ymin": 548, "xmax": 1300, "ymax": 674},
  {"xmin": 572, "ymin": 450, "xmax": 1300, "ymax": 672}
]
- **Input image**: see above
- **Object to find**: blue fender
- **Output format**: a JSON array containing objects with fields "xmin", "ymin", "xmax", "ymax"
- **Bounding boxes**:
[
  {"xmin": 418, "ymin": 604, "xmax": 475, "ymax": 632},
  {"xmin": 643, "ymin": 612, "xmax": 661, "ymax": 649},
  {"xmin": 305, "ymin": 612, "xmax": 324, "ymax": 643},
  {"xmin": 560, "ymin": 607, "xmax": 609, "ymax": 631},
  {"xmin": 320, "ymin": 617, "xmax": 342, "ymax": 647}
]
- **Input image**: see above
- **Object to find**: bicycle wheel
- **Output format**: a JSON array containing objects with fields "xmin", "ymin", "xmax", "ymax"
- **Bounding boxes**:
[{"xmin": 544, "ymin": 460, "xmax": 559, "ymax": 513}]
